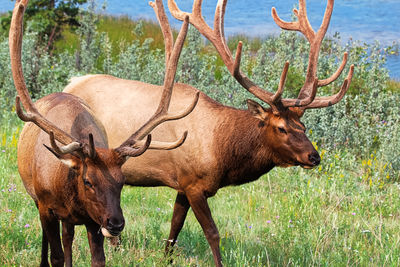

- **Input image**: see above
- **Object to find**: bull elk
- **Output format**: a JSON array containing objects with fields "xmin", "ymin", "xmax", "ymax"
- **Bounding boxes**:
[
  {"xmin": 64, "ymin": 0, "xmax": 354, "ymax": 266},
  {"xmin": 9, "ymin": 0, "xmax": 197, "ymax": 266}
]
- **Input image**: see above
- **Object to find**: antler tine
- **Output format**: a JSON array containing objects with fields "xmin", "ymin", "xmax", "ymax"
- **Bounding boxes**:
[
  {"xmin": 117, "ymin": 135, "xmax": 152, "ymax": 158},
  {"xmin": 271, "ymin": 0, "xmax": 315, "ymax": 42},
  {"xmin": 303, "ymin": 64, "xmax": 354, "ymax": 109},
  {"xmin": 271, "ymin": 7, "xmax": 300, "ymax": 32},
  {"xmin": 10, "ymin": 0, "xmax": 79, "ymax": 146},
  {"xmin": 233, "ymin": 41, "xmax": 242, "ymax": 77},
  {"xmin": 9, "ymin": 0, "xmax": 33, "ymax": 112},
  {"xmin": 168, "ymin": 0, "xmax": 324, "ymax": 111},
  {"xmin": 272, "ymin": 0, "xmax": 353, "ymax": 111},
  {"xmin": 136, "ymin": 15, "xmax": 198, "ymax": 140},
  {"xmin": 169, "ymin": 0, "xmax": 232, "ymax": 66},
  {"xmin": 157, "ymin": 15, "xmax": 190, "ymax": 115},
  {"xmin": 88, "ymin": 133, "xmax": 96, "ymax": 159},
  {"xmin": 49, "ymin": 131, "xmax": 82, "ymax": 155},
  {"xmin": 149, "ymin": 0, "xmax": 173, "ymax": 66},
  {"xmin": 117, "ymin": 1, "xmax": 199, "ymax": 153},
  {"xmin": 300, "ymin": 0, "xmax": 334, "ymax": 95},
  {"xmin": 273, "ymin": 1, "xmax": 336, "ymax": 94},
  {"xmin": 214, "ymin": 0, "xmax": 231, "ymax": 58},
  {"xmin": 135, "ymin": 131, "xmax": 188, "ymax": 150},
  {"xmin": 169, "ymin": 0, "xmax": 213, "ymax": 34},
  {"xmin": 272, "ymin": 61, "xmax": 290, "ymax": 103},
  {"xmin": 318, "ymin": 52, "xmax": 348, "ymax": 86}
]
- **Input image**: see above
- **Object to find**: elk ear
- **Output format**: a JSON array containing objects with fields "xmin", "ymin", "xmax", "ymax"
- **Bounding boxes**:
[
  {"xmin": 247, "ymin": 99, "xmax": 268, "ymax": 121},
  {"xmin": 43, "ymin": 144, "xmax": 80, "ymax": 169}
]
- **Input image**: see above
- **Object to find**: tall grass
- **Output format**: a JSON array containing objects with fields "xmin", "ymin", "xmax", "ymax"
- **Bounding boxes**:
[
  {"xmin": 1, "ymin": 1, "xmax": 400, "ymax": 265},
  {"xmin": 2, "ymin": 123, "xmax": 400, "ymax": 265}
]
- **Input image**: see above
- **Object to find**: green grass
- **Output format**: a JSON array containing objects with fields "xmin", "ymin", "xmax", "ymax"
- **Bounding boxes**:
[
  {"xmin": 386, "ymin": 79, "xmax": 400, "ymax": 93},
  {"xmin": 54, "ymin": 15, "xmax": 168, "ymax": 56},
  {"xmin": 1, "ymin": 117, "xmax": 399, "ymax": 266}
]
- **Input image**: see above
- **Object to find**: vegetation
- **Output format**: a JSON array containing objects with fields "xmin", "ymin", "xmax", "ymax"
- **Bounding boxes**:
[
  {"xmin": 2, "ymin": 121, "xmax": 400, "ymax": 266},
  {"xmin": 1, "ymin": 0, "xmax": 87, "ymax": 50},
  {"xmin": 1, "ymin": 2, "xmax": 400, "ymax": 266}
]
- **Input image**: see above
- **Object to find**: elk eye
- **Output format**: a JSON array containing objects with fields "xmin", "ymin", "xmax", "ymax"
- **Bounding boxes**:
[
  {"xmin": 278, "ymin": 127, "xmax": 287, "ymax": 134},
  {"xmin": 83, "ymin": 179, "xmax": 92, "ymax": 188}
]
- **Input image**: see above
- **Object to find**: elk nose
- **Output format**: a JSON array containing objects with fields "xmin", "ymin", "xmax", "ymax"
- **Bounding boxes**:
[
  {"xmin": 106, "ymin": 217, "xmax": 125, "ymax": 235},
  {"xmin": 308, "ymin": 151, "xmax": 321, "ymax": 166}
]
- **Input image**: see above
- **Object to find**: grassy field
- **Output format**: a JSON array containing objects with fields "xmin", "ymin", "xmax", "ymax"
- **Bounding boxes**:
[{"xmin": 1, "ymin": 117, "xmax": 400, "ymax": 266}]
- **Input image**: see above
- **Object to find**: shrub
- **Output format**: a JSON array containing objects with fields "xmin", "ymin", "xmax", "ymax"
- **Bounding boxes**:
[{"xmin": 1, "ymin": 2, "xmax": 398, "ymax": 179}]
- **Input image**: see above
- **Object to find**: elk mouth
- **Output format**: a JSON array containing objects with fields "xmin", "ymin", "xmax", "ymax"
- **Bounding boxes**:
[
  {"xmin": 294, "ymin": 160, "xmax": 318, "ymax": 169},
  {"xmin": 295, "ymin": 151, "xmax": 321, "ymax": 169},
  {"xmin": 300, "ymin": 164, "xmax": 315, "ymax": 169},
  {"xmin": 98, "ymin": 216, "xmax": 124, "ymax": 237},
  {"xmin": 101, "ymin": 227, "xmax": 121, "ymax": 237}
]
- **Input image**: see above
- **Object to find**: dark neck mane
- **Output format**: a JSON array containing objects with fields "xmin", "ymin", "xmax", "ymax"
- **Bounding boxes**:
[{"xmin": 213, "ymin": 107, "xmax": 275, "ymax": 187}]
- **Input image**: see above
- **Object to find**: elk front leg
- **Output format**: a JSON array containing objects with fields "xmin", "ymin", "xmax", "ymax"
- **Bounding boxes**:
[
  {"xmin": 35, "ymin": 202, "xmax": 50, "ymax": 267},
  {"xmin": 165, "ymin": 192, "xmax": 190, "ymax": 255},
  {"xmin": 62, "ymin": 221, "xmax": 75, "ymax": 267},
  {"xmin": 85, "ymin": 223, "xmax": 106, "ymax": 267},
  {"xmin": 186, "ymin": 190, "xmax": 222, "ymax": 267},
  {"xmin": 39, "ymin": 209, "xmax": 64, "ymax": 267},
  {"xmin": 40, "ymin": 230, "xmax": 49, "ymax": 267}
]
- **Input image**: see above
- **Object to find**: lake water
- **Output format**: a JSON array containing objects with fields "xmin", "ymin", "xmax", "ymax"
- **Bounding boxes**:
[{"xmin": 2, "ymin": 0, "xmax": 400, "ymax": 79}]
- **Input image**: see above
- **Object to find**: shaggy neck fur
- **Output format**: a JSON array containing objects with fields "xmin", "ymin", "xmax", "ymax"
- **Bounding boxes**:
[{"xmin": 214, "ymin": 107, "xmax": 276, "ymax": 187}]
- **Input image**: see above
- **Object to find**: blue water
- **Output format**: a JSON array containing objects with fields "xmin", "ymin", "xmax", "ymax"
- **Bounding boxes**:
[{"xmin": 2, "ymin": 0, "xmax": 399, "ymax": 79}]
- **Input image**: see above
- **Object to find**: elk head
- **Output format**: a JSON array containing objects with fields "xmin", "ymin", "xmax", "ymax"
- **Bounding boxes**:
[
  {"xmin": 10, "ymin": 0, "xmax": 197, "ymax": 237},
  {"xmin": 168, "ymin": 0, "xmax": 354, "ymax": 168},
  {"xmin": 40, "ymin": 131, "xmax": 152, "ymax": 237}
]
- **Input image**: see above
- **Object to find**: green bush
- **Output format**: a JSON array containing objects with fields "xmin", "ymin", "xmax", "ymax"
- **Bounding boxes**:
[{"xmin": 1, "ymin": 2, "xmax": 399, "ymax": 181}]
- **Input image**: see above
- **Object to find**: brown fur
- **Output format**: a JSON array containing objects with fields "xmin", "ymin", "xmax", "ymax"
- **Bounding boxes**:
[
  {"xmin": 64, "ymin": 76, "xmax": 320, "ymax": 265},
  {"xmin": 18, "ymin": 92, "xmax": 126, "ymax": 267}
]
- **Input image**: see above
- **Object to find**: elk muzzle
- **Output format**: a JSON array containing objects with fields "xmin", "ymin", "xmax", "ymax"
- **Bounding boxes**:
[
  {"xmin": 308, "ymin": 151, "xmax": 321, "ymax": 166},
  {"xmin": 101, "ymin": 216, "xmax": 125, "ymax": 237},
  {"xmin": 298, "ymin": 150, "xmax": 321, "ymax": 169}
]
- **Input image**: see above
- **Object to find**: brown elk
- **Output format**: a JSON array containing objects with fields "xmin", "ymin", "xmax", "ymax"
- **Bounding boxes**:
[
  {"xmin": 64, "ymin": 0, "xmax": 354, "ymax": 266},
  {"xmin": 9, "ymin": 0, "xmax": 197, "ymax": 266}
]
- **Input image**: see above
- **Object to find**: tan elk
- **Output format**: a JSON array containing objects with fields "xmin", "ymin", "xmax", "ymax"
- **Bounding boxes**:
[
  {"xmin": 64, "ymin": 0, "xmax": 354, "ymax": 266},
  {"xmin": 10, "ymin": 0, "xmax": 197, "ymax": 266}
]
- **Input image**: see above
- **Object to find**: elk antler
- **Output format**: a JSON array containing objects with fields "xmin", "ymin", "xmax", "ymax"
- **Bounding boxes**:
[
  {"xmin": 271, "ymin": 0, "xmax": 354, "ymax": 110},
  {"xmin": 47, "ymin": 131, "xmax": 82, "ymax": 155},
  {"xmin": 10, "ymin": 0, "xmax": 85, "ymax": 154},
  {"xmin": 10, "ymin": 0, "xmax": 103, "ymax": 158},
  {"xmin": 168, "ymin": 0, "xmax": 353, "ymax": 112},
  {"xmin": 116, "ymin": 0, "xmax": 199, "ymax": 155}
]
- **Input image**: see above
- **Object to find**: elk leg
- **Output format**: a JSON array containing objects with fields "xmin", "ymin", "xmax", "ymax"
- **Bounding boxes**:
[
  {"xmin": 85, "ymin": 223, "xmax": 106, "ymax": 267},
  {"xmin": 62, "ymin": 221, "xmax": 75, "ymax": 267},
  {"xmin": 186, "ymin": 191, "xmax": 223, "ymax": 267},
  {"xmin": 39, "ymin": 210, "xmax": 64, "ymax": 267},
  {"xmin": 165, "ymin": 192, "xmax": 190, "ymax": 255},
  {"xmin": 40, "ymin": 230, "xmax": 50, "ymax": 267},
  {"xmin": 35, "ymin": 202, "xmax": 50, "ymax": 267}
]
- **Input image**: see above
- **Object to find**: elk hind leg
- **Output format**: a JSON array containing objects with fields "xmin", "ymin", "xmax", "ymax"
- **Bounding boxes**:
[
  {"xmin": 186, "ymin": 190, "xmax": 223, "ymax": 267},
  {"xmin": 165, "ymin": 192, "xmax": 190, "ymax": 256}
]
